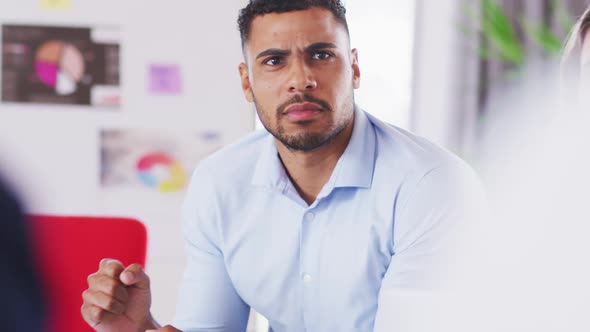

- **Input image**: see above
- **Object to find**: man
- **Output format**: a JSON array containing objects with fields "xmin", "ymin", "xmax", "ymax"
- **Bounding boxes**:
[{"xmin": 82, "ymin": 1, "xmax": 485, "ymax": 331}]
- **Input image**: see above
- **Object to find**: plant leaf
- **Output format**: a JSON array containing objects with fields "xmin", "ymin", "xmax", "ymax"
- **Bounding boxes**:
[
  {"xmin": 480, "ymin": 0, "xmax": 524, "ymax": 65},
  {"xmin": 551, "ymin": 0, "xmax": 574, "ymax": 34},
  {"xmin": 521, "ymin": 17, "xmax": 563, "ymax": 55}
]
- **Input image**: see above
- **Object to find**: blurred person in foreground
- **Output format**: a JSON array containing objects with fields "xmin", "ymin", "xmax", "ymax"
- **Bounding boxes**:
[
  {"xmin": 0, "ymin": 175, "xmax": 45, "ymax": 332},
  {"xmin": 81, "ymin": 1, "xmax": 486, "ymax": 331},
  {"xmin": 561, "ymin": 6, "xmax": 590, "ymax": 105},
  {"xmin": 431, "ymin": 7, "xmax": 590, "ymax": 332}
]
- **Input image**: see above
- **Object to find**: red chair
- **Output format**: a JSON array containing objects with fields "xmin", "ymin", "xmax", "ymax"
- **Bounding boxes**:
[{"xmin": 28, "ymin": 215, "xmax": 148, "ymax": 332}]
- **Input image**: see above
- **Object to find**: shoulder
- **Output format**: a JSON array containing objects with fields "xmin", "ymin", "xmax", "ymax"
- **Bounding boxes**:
[
  {"xmin": 194, "ymin": 131, "xmax": 269, "ymax": 178},
  {"xmin": 188, "ymin": 129, "xmax": 269, "ymax": 188},
  {"xmin": 181, "ymin": 130, "xmax": 270, "ymax": 242},
  {"xmin": 367, "ymin": 112, "xmax": 462, "ymax": 174},
  {"xmin": 365, "ymin": 112, "xmax": 485, "ymax": 213}
]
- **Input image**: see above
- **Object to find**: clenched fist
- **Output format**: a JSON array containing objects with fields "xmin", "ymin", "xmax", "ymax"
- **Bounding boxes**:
[{"xmin": 81, "ymin": 258, "xmax": 156, "ymax": 332}]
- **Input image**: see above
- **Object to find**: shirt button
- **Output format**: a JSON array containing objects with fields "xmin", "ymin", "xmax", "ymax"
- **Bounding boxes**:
[
  {"xmin": 303, "ymin": 274, "xmax": 313, "ymax": 283},
  {"xmin": 305, "ymin": 212, "xmax": 315, "ymax": 221}
]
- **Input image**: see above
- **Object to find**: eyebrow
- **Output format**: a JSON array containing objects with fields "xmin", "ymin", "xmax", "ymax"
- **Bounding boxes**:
[{"xmin": 255, "ymin": 42, "xmax": 338, "ymax": 60}]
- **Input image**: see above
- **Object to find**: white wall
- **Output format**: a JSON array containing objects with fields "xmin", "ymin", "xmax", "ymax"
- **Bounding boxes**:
[
  {"xmin": 411, "ymin": 0, "xmax": 480, "ymax": 153},
  {"xmin": 347, "ymin": 0, "xmax": 415, "ymax": 128},
  {"xmin": 0, "ymin": 0, "xmax": 253, "ymax": 324}
]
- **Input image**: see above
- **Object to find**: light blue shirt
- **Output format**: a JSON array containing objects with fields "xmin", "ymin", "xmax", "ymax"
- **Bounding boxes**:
[{"xmin": 173, "ymin": 109, "xmax": 484, "ymax": 332}]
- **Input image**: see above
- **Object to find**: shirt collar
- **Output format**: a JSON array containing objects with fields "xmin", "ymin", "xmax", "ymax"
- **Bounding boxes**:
[
  {"xmin": 251, "ymin": 133, "xmax": 289, "ymax": 191},
  {"xmin": 331, "ymin": 108, "xmax": 376, "ymax": 189},
  {"xmin": 250, "ymin": 109, "xmax": 376, "ymax": 190}
]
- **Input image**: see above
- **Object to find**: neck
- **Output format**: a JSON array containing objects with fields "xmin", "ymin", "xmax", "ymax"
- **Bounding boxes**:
[{"xmin": 276, "ymin": 118, "xmax": 354, "ymax": 205}]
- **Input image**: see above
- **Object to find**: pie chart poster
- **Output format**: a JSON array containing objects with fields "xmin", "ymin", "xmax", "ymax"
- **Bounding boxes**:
[
  {"xmin": 1, "ymin": 24, "xmax": 120, "ymax": 107},
  {"xmin": 100, "ymin": 129, "xmax": 223, "ymax": 193}
]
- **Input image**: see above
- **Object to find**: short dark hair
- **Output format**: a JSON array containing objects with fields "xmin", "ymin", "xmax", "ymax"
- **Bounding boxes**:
[{"xmin": 238, "ymin": 0, "xmax": 349, "ymax": 48}]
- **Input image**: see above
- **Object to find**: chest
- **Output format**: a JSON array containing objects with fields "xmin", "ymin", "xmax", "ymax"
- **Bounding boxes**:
[{"xmin": 220, "ymin": 187, "xmax": 396, "ymax": 328}]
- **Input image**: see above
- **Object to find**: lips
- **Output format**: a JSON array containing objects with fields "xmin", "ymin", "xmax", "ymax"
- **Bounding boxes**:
[{"xmin": 283, "ymin": 102, "xmax": 323, "ymax": 121}]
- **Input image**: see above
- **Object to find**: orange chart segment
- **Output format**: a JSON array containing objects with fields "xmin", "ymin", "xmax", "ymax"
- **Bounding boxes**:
[{"xmin": 36, "ymin": 40, "xmax": 64, "ymax": 63}]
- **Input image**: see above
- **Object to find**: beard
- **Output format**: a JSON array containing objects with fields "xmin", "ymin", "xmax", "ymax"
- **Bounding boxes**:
[{"xmin": 254, "ymin": 93, "xmax": 354, "ymax": 152}]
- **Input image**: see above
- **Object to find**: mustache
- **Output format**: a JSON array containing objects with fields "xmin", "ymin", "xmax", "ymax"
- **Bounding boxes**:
[{"xmin": 277, "ymin": 94, "xmax": 333, "ymax": 115}]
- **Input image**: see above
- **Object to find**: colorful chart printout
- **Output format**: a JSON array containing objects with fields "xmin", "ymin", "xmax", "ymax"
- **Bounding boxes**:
[
  {"xmin": 100, "ymin": 129, "xmax": 222, "ymax": 192},
  {"xmin": 1, "ymin": 24, "xmax": 120, "ymax": 107}
]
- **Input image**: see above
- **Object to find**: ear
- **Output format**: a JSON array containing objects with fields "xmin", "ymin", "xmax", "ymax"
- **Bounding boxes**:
[
  {"xmin": 239, "ymin": 63, "xmax": 254, "ymax": 103},
  {"xmin": 351, "ymin": 48, "xmax": 361, "ymax": 89}
]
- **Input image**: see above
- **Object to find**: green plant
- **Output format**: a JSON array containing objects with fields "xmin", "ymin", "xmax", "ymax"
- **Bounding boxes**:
[{"xmin": 469, "ymin": 0, "xmax": 574, "ymax": 67}]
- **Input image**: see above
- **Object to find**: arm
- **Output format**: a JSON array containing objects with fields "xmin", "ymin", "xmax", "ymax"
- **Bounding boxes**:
[
  {"xmin": 373, "ymin": 162, "xmax": 488, "ymax": 329},
  {"xmin": 172, "ymin": 168, "xmax": 250, "ymax": 332}
]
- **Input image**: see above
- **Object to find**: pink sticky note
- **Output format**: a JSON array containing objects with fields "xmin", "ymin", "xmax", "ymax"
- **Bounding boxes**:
[{"xmin": 149, "ymin": 64, "xmax": 182, "ymax": 95}]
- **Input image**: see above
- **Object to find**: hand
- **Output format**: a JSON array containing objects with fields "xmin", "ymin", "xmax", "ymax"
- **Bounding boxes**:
[
  {"xmin": 81, "ymin": 258, "xmax": 154, "ymax": 332},
  {"xmin": 147, "ymin": 325, "xmax": 183, "ymax": 332}
]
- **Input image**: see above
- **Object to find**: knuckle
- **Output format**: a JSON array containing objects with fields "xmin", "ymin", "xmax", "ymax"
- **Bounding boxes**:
[
  {"xmin": 86, "ymin": 271, "xmax": 98, "ymax": 283},
  {"xmin": 99, "ymin": 258, "xmax": 110, "ymax": 268},
  {"xmin": 108, "ymin": 259, "xmax": 122, "ymax": 267},
  {"xmin": 81, "ymin": 304, "xmax": 92, "ymax": 323},
  {"xmin": 101, "ymin": 258, "xmax": 122, "ymax": 273},
  {"xmin": 88, "ymin": 274, "xmax": 107, "ymax": 290},
  {"xmin": 90, "ymin": 306, "xmax": 103, "ymax": 322}
]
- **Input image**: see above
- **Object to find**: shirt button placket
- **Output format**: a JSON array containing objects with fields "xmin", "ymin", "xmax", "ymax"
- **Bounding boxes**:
[{"xmin": 301, "ymin": 209, "xmax": 317, "ymax": 330}]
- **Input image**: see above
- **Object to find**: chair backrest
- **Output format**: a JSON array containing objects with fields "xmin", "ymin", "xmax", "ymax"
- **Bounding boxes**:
[{"xmin": 27, "ymin": 215, "xmax": 147, "ymax": 332}]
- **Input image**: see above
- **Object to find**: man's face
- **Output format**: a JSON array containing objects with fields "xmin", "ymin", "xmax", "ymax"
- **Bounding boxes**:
[{"xmin": 239, "ymin": 7, "xmax": 361, "ymax": 151}]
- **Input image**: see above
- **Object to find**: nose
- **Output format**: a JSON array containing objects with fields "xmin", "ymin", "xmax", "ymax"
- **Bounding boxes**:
[{"xmin": 287, "ymin": 59, "xmax": 317, "ymax": 93}]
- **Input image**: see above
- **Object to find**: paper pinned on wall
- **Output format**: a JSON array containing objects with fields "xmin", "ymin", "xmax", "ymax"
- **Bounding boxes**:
[
  {"xmin": 100, "ymin": 129, "xmax": 222, "ymax": 193},
  {"xmin": 40, "ymin": 0, "xmax": 72, "ymax": 10},
  {"xmin": 149, "ymin": 64, "xmax": 183, "ymax": 95},
  {"xmin": 1, "ymin": 24, "xmax": 121, "ymax": 107}
]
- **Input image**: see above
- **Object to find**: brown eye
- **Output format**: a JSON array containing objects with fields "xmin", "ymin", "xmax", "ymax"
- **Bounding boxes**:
[
  {"xmin": 263, "ymin": 57, "xmax": 284, "ymax": 66},
  {"xmin": 312, "ymin": 51, "xmax": 332, "ymax": 60}
]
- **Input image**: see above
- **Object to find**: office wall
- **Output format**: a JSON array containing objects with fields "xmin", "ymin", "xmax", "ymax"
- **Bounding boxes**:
[
  {"xmin": 411, "ymin": 0, "xmax": 479, "ymax": 153},
  {"xmin": 0, "ymin": 0, "xmax": 252, "ymax": 324},
  {"xmin": 346, "ymin": 0, "xmax": 415, "ymax": 128}
]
